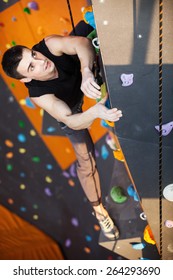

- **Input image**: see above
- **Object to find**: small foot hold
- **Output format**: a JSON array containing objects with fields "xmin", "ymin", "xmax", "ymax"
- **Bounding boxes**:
[
  {"xmin": 127, "ymin": 184, "xmax": 140, "ymax": 201},
  {"xmin": 110, "ymin": 186, "xmax": 127, "ymax": 204}
]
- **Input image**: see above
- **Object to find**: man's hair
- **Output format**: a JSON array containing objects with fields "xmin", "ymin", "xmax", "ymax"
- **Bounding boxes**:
[{"xmin": 1, "ymin": 45, "xmax": 28, "ymax": 79}]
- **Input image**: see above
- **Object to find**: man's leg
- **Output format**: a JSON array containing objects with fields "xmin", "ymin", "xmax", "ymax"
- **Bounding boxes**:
[
  {"xmin": 60, "ymin": 125, "xmax": 119, "ymax": 240},
  {"xmin": 62, "ymin": 126, "xmax": 101, "ymax": 205}
]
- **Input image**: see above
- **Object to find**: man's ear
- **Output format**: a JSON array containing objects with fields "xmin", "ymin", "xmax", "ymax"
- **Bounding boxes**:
[{"xmin": 20, "ymin": 77, "xmax": 32, "ymax": 83}]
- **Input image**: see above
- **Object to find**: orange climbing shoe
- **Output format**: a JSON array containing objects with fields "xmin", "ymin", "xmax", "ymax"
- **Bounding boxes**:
[{"xmin": 98, "ymin": 215, "xmax": 119, "ymax": 240}]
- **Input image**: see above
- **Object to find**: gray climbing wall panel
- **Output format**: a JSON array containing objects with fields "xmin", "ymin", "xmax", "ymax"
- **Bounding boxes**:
[{"xmin": 92, "ymin": 0, "xmax": 173, "ymax": 259}]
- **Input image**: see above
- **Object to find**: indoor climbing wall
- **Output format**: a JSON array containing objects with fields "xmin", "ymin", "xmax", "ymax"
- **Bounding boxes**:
[
  {"xmin": 0, "ymin": 74, "xmax": 126, "ymax": 260},
  {"xmin": 0, "ymin": 0, "xmax": 107, "ymax": 169},
  {"xmin": 92, "ymin": 0, "xmax": 173, "ymax": 260},
  {"xmin": 0, "ymin": 0, "xmax": 127, "ymax": 260}
]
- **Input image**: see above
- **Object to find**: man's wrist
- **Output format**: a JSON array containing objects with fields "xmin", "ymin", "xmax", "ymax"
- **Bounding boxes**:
[{"xmin": 82, "ymin": 66, "xmax": 92, "ymax": 73}]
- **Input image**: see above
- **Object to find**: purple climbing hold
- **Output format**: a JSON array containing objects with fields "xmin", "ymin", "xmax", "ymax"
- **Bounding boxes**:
[
  {"xmin": 71, "ymin": 217, "xmax": 79, "ymax": 227},
  {"xmin": 44, "ymin": 188, "xmax": 53, "ymax": 196},
  {"xmin": 69, "ymin": 163, "xmax": 77, "ymax": 177},
  {"xmin": 65, "ymin": 239, "xmax": 71, "ymax": 247},
  {"xmin": 120, "ymin": 73, "xmax": 134, "ymax": 87},
  {"xmin": 27, "ymin": 1, "xmax": 39, "ymax": 10},
  {"xmin": 155, "ymin": 121, "xmax": 173, "ymax": 136}
]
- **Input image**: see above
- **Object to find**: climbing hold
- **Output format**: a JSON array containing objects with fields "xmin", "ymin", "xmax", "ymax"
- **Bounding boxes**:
[
  {"xmin": 20, "ymin": 184, "xmax": 26, "ymax": 190},
  {"xmin": 120, "ymin": 73, "xmax": 134, "ymax": 87},
  {"xmin": 113, "ymin": 149, "xmax": 124, "ymax": 161},
  {"xmin": 45, "ymin": 176, "xmax": 52, "ymax": 183},
  {"xmin": 19, "ymin": 148, "xmax": 26, "ymax": 154},
  {"xmin": 101, "ymin": 144, "xmax": 109, "ymax": 160},
  {"xmin": 101, "ymin": 119, "xmax": 110, "ymax": 128},
  {"xmin": 163, "ymin": 184, "xmax": 173, "ymax": 202},
  {"xmin": 105, "ymin": 134, "xmax": 117, "ymax": 150},
  {"xmin": 96, "ymin": 82, "xmax": 107, "ymax": 102},
  {"xmin": 82, "ymin": 6, "xmax": 96, "ymax": 29},
  {"xmin": 84, "ymin": 247, "xmax": 91, "ymax": 254},
  {"xmin": 127, "ymin": 184, "xmax": 140, "ymax": 201},
  {"xmin": 71, "ymin": 217, "xmax": 79, "ymax": 227},
  {"xmin": 65, "ymin": 239, "xmax": 71, "ymax": 247},
  {"xmin": 62, "ymin": 171, "xmax": 70, "ymax": 178},
  {"xmin": 164, "ymin": 220, "xmax": 173, "ymax": 228},
  {"xmin": 110, "ymin": 186, "xmax": 127, "ymax": 204},
  {"xmin": 59, "ymin": 17, "xmax": 70, "ymax": 24},
  {"xmin": 27, "ymin": 1, "xmax": 39, "ymax": 10},
  {"xmin": 18, "ymin": 120, "xmax": 25, "ymax": 128},
  {"xmin": 11, "ymin": 16, "xmax": 17, "ymax": 22},
  {"xmin": 37, "ymin": 26, "xmax": 44, "ymax": 36},
  {"xmin": 6, "ymin": 44, "xmax": 11, "ymax": 49},
  {"xmin": 143, "ymin": 225, "xmax": 156, "ymax": 245},
  {"xmin": 6, "ymin": 152, "xmax": 13, "ymax": 159},
  {"xmin": 87, "ymin": 29, "xmax": 99, "ymax": 53},
  {"xmin": 11, "ymin": 82, "xmax": 15, "ymax": 88},
  {"xmin": 155, "ymin": 121, "xmax": 173, "ymax": 136},
  {"xmin": 44, "ymin": 188, "xmax": 53, "ymax": 196},
  {"xmin": 32, "ymin": 156, "xmax": 40, "ymax": 163},
  {"xmin": 131, "ymin": 242, "xmax": 146, "ymax": 250},
  {"xmin": 69, "ymin": 163, "xmax": 77, "ymax": 177},
  {"xmin": 47, "ymin": 126, "xmax": 56, "ymax": 133},
  {"xmin": 25, "ymin": 97, "xmax": 35, "ymax": 108},
  {"xmin": 140, "ymin": 212, "xmax": 147, "ymax": 221},
  {"xmin": 46, "ymin": 164, "xmax": 53, "ymax": 170},
  {"xmin": 30, "ymin": 129, "xmax": 36, "ymax": 136},
  {"xmin": 92, "ymin": 37, "xmax": 99, "ymax": 50},
  {"xmin": 17, "ymin": 133, "xmax": 26, "ymax": 143},
  {"xmin": 5, "ymin": 139, "xmax": 14, "ymax": 148},
  {"xmin": 105, "ymin": 120, "xmax": 114, "ymax": 127},
  {"xmin": 68, "ymin": 179, "xmax": 75, "ymax": 187},
  {"xmin": 23, "ymin": 7, "xmax": 31, "ymax": 14},
  {"xmin": 6, "ymin": 164, "xmax": 13, "ymax": 171},
  {"xmin": 11, "ymin": 41, "xmax": 16, "ymax": 46}
]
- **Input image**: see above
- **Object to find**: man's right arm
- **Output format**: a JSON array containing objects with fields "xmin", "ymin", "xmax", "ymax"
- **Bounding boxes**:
[{"xmin": 31, "ymin": 94, "xmax": 122, "ymax": 130}]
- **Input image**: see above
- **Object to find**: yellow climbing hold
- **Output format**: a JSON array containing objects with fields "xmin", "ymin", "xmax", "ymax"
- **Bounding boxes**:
[
  {"xmin": 143, "ymin": 225, "xmax": 156, "ymax": 245},
  {"xmin": 45, "ymin": 176, "xmax": 52, "ymax": 183},
  {"xmin": 19, "ymin": 148, "xmax": 26, "ymax": 154},
  {"xmin": 113, "ymin": 149, "xmax": 124, "ymax": 161},
  {"xmin": 30, "ymin": 129, "xmax": 36, "ymax": 136}
]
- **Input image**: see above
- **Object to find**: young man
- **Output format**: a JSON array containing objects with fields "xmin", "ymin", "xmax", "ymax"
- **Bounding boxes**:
[{"xmin": 1, "ymin": 31, "xmax": 122, "ymax": 240}]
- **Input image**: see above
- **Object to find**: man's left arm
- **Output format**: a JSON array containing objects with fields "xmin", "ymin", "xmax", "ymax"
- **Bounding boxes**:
[{"xmin": 45, "ymin": 35, "xmax": 101, "ymax": 99}]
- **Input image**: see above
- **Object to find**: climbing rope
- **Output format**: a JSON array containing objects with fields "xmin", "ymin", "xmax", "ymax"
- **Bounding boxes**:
[
  {"xmin": 66, "ymin": 0, "xmax": 76, "ymax": 35},
  {"xmin": 159, "ymin": 0, "xmax": 163, "ymax": 260}
]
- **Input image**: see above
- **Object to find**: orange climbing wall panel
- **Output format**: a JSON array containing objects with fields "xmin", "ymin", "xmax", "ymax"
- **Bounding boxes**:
[{"xmin": 0, "ymin": 0, "xmax": 107, "ymax": 169}]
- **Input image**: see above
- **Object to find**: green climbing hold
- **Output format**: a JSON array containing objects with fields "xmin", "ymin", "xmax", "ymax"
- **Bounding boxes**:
[
  {"xmin": 18, "ymin": 120, "xmax": 25, "ymax": 128},
  {"xmin": 110, "ymin": 186, "xmax": 127, "ymax": 204},
  {"xmin": 23, "ymin": 7, "xmax": 31, "ymax": 14},
  {"xmin": 32, "ymin": 156, "xmax": 40, "ymax": 163},
  {"xmin": 96, "ymin": 82, "xmax": 107, "ymax": 102},
  {"xmin": 7, "ymin": 164, "xmax": 13, "ymax": 171},
  {"xmin": 11, "ymin": 41, "xmax": 16, "ymax": 46}
]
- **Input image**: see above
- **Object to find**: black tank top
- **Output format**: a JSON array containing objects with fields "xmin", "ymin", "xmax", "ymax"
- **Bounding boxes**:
[{"xmin": 25, "ymin": 39, "xmax": 83, "ymax": 109}]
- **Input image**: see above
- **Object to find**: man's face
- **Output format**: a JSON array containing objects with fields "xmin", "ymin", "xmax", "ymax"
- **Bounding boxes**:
[{"xmin": 17, "ymin": 48, "xmax": 57, "ymax": 81}]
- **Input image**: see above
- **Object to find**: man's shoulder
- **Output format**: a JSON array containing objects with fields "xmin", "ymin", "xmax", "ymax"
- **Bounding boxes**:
[{"xmin": 44, "ymin": 35, "xmax": 64, "ymax": 56}]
